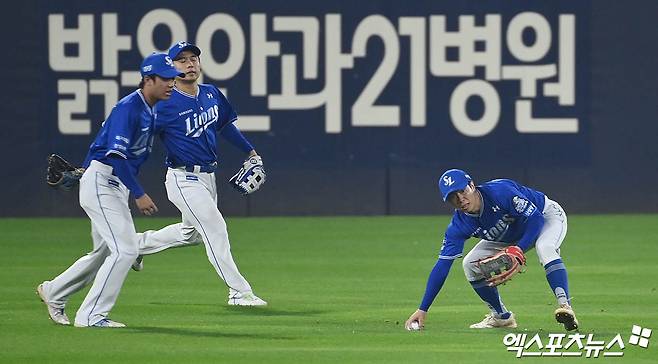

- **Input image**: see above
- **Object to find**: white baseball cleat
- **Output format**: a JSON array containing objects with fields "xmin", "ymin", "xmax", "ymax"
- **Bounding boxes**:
[
  {"xmin": 36, "ymin": 282, "xmax": 71, "ymax": 325},
  {"xmin": 75, "ymin": 318, "xmax": 126, "ymax": 328},
  {"xmin": 470, "ymin": 312, "xmax": 517, "ymax": 329},
  {"xmin": 131, "ymin": 255, "xmax": 144, "ymax": 272},
  {"xmin": 227, "ymin": 291, "xmax": 268, "ymax": 306},
  {"xmin": 555, "ymin": 304, "xmax": 579, "ymax": 331}
]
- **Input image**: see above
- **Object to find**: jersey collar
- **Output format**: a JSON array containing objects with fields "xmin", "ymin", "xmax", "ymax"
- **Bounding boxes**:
[
  {"xmin": 174, "ymin": 85, "xmax": 200, "ymax": 99},
  {"xmin": 136, "ymin": 89, "xmax": 154, "ymax": 115}
]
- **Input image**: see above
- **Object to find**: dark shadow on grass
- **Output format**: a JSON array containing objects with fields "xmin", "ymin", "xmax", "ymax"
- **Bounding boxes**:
[
  {"xmin": 124, "ymin": 326, "xmax": 295, "ymax": 340},
  {"xmin": 148, "ymin": 302, "xmax": 218, "ymax": 307},
  {"xmin": 147, "ymin": 302, "xmax": 328, "ymax": 317},
  {"xmin": 220, "ymin": 306, "xmax": 328, "ymax": 317}
]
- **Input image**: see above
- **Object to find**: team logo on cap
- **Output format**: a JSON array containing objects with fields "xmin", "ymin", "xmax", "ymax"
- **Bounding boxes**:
[
  {"xmin": 176, "ymin": 41, "xmax": 189, "ymax": 49},
  {"xmin": 443, "ymin": 176, "xmax": 455, "ymax": 186},
  {"xmin": 165, "ymin": 56, "xmax": 173, "ymax": 66},
  {"xmin": 142, "ymin": 65, "xmax": 153, "ymax": 72}
]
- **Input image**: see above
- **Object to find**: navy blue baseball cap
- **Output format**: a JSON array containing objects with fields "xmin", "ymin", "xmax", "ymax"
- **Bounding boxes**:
[
  {"xmin": 438, "ymin": 169, "xmax": 472, "ymax": 201},
  {"xmin": 140, "ymin": 53, "xmax": 184, "ymax": 78},
  {"xmin": 168, "ymin": 41, "xmax": 202, "ymax": 60}
]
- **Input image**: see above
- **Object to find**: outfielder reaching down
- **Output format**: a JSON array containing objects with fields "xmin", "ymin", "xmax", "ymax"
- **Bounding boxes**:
[
  {"xmin": 405, "ymin": 169, "xmax": 579, "ymax": 331},
  {"xmin": 133, "ymin": 41, "xmax": 267, "ymax": 306}
]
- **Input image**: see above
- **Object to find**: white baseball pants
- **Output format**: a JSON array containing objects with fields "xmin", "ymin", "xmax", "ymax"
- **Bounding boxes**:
[
  {"xmin": 463, "ymin": 196, "xmax": 568, "ymax": 281},
  {"xmin": 137, "ymin": 168, "xmax": 252, "ymax": 294},
  {"xmin": 41, "ymin": 160, "xmax": 139, "ymax": 326}
]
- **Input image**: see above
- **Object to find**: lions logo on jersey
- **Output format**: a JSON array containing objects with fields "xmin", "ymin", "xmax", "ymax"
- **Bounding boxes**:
[
  {"xmin": 482, "ymin": 214, "xmax": 515, "ymax": 241},
  {"xmin": 185, "ymin": 105, "xmax": 220, "ymax": 138}
]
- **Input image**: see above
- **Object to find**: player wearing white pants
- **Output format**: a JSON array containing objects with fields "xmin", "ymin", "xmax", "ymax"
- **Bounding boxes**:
[
  {"xmin": 37, "ymin": 54, "xmax": 183, "ymax": 327},
  {"xmin": 131, "ymin": 41, "xmax": 266, "ymax": 307},
  {"xmin": 406, "ymin": 169, "xmax": 578, "ymax": 332},
  {"xmin": 463, "ymin": 196, "xmax": 567, "ymax": 279},
  {"xmin": 137, "ymin": 167, "xmax": 252, "ymax": 294},
  {"xmin": 40, "ymin": 162, "xmax": 140, "ymax": 326}
]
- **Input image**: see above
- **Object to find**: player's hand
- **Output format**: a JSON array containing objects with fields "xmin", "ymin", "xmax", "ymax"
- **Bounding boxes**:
[
  {"xmin": 504, "ymin": 245, "xmax": 526, "ymax": 265},
  {"xmin": 405, "ymin": 309, "xmax": 427, "ymax": 331},
  {"xmin": 135, "ymin": 194, "xmax": 158, "ymax": 216}
]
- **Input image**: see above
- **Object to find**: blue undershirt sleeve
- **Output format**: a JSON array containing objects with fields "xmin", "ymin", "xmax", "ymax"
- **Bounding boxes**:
[
  {"xmin": 219, "ymin": 123, "xmax": 254, "ymax": 154},
  {"xmin": 419, "ymin": 258, "xmax": 454, "ymax": 311},
  {"xmin": 516, "ymin": 214, "xmax": 545, "ymax": 251},
  {"xmin": 107, "ymin": 156, "xmax": 145, "ymax": 199}
]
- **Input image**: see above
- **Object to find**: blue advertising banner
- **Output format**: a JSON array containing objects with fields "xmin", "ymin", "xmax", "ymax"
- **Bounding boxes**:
[
  {"xmin": 42, "ymin": 1, "xmax": 589, "ymax": 165},
  {"xmin": 2, "ymin": 0, "xmax": 657, "ymax": 216}
]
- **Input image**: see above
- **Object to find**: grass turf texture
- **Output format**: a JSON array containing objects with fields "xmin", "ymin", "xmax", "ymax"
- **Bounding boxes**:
[{"xmin": 1, "ymin": 215, "xmax": 657, "ymax": 363}]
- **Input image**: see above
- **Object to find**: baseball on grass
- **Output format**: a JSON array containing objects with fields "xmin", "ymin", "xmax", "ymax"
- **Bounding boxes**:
[{"xmin": 408, "ymin": 321, "xmax": 420, "ymax": 331}]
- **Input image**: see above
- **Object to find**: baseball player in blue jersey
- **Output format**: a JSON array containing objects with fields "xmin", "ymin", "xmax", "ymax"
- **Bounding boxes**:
[
  {"xmin": 36, "ymin": 53, "xmax": 184, "ymax": 327},
  {"xmin": 132, "ymin": 41, "xmax": 267, "ymax": 306},
  {"xmin": 405, "ymin": 169, "xmax": 579, "ymax": 331}
]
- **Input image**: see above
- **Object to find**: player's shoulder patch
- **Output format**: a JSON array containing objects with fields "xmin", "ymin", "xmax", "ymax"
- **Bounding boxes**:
[
  {"xmin": 512, "ymin": 195, "xmax": 529, "ymax": 213},
  {"xmin": 512, "ymin": 195, "xmax": 537, "ymax": 216}
]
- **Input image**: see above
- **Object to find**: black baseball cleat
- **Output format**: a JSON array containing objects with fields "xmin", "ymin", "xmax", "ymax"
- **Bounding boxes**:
[{"xmin": 131, "ymin": 255, "xmax": 143, "ymax": 271}]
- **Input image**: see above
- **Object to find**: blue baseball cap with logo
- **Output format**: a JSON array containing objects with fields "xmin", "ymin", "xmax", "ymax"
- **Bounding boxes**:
[
  {"xmin": 140, "ymin": 53, "xmax": 185, "ymax": 78},
  {"xmin": 438, "ymin": 169, "xmax": 472, "ymax": 201},
  {"xmin": 168, "ymin": 41, "xmax": 202, "ymax": 60}
]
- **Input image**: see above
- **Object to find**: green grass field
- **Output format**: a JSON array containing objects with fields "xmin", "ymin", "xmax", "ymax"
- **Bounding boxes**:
[{"xmin": 1, "ymin": 215, "xmax": 657, "ymax": 363}]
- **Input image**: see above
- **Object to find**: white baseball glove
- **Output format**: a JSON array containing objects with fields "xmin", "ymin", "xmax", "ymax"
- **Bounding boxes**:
[{"xmin": 229, "ymin": 155, "xmax": 267, "ymax": 195}]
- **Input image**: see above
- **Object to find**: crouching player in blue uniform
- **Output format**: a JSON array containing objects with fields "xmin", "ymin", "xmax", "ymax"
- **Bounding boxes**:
[{"xmin": 405, "ymin": 169, "xmax": 579, "ymax": 331}]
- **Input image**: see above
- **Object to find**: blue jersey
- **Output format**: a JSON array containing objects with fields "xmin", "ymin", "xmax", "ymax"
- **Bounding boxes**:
[
  {"xmin": 83, "ymin": 90, "xmax": 155, "ymax": 175},
  {"xmin": 154, "ymin": 84, "xmax": 237, "ymax": 167},
  {"xmin": 439, "ymin": 179, "xmax": 546, "ymax": 259}
]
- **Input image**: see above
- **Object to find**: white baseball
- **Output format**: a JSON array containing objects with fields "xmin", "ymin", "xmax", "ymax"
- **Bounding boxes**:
[{"xmin": 408, "ymin": 321, "xmax": 420, "ymax": 331}]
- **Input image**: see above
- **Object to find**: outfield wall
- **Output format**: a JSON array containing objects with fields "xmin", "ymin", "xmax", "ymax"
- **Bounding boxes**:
[{"xmin": 2, "ymin": 0, "xmax": 657, "ymax": 217}]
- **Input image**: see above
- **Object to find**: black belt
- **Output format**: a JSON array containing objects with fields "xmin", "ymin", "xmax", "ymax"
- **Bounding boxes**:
[{"xmin": 174, "ymin": 162, "xmax": 217, "ymax": 173}]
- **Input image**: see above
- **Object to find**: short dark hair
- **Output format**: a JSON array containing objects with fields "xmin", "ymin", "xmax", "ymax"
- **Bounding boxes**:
[{"xmin": 139, "ymin": 75, "xmax": 156, "ymax": 89}]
